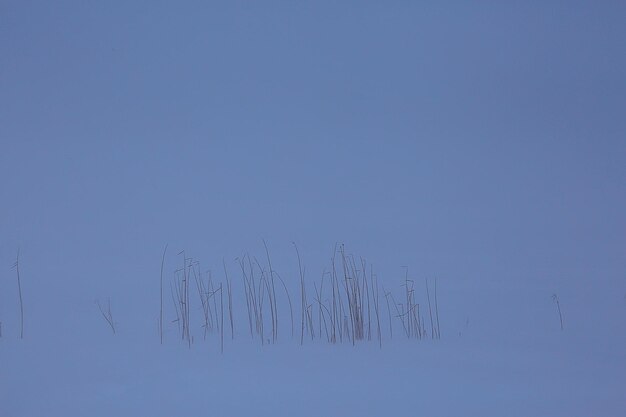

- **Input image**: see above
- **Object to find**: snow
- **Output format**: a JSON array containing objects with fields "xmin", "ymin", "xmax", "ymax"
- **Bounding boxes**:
[{"xmin": 2, "ymin": 271, "xmax": 624, "ymax": 417}]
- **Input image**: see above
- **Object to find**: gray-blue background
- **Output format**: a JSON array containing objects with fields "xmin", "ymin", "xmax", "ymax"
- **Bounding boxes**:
[{"xmin": 1, "ymin": 1, "xmax": 624, "ymax": 335}]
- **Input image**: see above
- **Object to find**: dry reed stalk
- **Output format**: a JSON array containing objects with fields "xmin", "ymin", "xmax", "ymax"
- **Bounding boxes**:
[
  {"xmin": 434, "ymin": 278, "xmax": 441, "ymax": 339},
  {"xmin": 294, "ymin": 242, "xmax": 306, "ymax": 345},
  {"xmin": 12, "ymin": 249, "xmax": 24, "ymax": 339},
  {"xmin": 160, "ymin": 244, "xmax": 168, "ymax": 344},
  {"xmin": 220, "ymin": 283, "xmax": 224, "ymax": 353},
  {"xmin": 425, "ymin": 278, "xmax": 435, "ymax": 339},
  {"xmin": 224, "ymin": 259, "xmax": 234, "ymax": 340},
  {"xmin": 552, "ymin": 293, "xmax": 564, "ymax": 330},
  {"xmin": 262, "ymin": 240, "xmax": 278, "ymax": 343},
  {"xmin": 370, "ymin": 272, "xmax": 382, "ymax": 348},
  {"xmin": 97, "ymin": 298, "xmax": 116, "ymax": 335}
]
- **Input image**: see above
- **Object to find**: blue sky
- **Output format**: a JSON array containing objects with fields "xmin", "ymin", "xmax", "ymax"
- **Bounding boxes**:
[{"xmin": 1, "ymin": 2, "xmax": 625, "ymax": 312}]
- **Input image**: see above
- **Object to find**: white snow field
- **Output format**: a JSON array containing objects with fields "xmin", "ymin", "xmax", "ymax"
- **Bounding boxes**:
[{"xmin": 1, "ymin": 265, "xmax": 624, "ymax": 417}]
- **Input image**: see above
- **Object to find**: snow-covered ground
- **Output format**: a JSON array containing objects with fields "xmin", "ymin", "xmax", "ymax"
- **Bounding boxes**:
[{"xmin": 2, "ymin": 270, "xmax": 624, "ymax": 417}]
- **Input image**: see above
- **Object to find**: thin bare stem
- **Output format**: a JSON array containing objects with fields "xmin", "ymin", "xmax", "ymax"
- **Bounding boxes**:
[
  {"xmin": 294, "ymin": 242, "xmax": 306, "ymax": 345},
  {"xmin": 160, "ymin": 244, "xmax": 168, "ymax": 344},
  {"xmin": 552, "ymin": 293, "xmax": 564, "ymax": 330},
  {"xmin": 97, "ymin": 298, "xmax": 116, "ymax": 335},
  {"xmin": 13, "ymin": 249, "xmax": 24, "ymax": 339},
  {"xmin": 220, "ymin": 283, "xmax": 224, "ymax": 353},
  {"xmin": 262, "ymin": 240, "xmax": 278, "ymax": 343},
  {"xmin": 425, "ymin": 278, "xmax": 435, "ymax": 339},
  {"xmin": 434, "ymin": 277, "xmax": 441, "ymax": 339},
  {"xmin": 224, "ymin": 259, "xmax": 234, "ymax": 340},
  {"xmin": 275, "ymin": 272, "xmax": 294, "ymax": 339},
  {"xmin": 383, "ymin": 287, "xmax": 393, "ymax": 340}
]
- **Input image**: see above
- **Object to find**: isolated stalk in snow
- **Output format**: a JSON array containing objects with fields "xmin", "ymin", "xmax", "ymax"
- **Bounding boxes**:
[
  {"xmin": 13, "ymin": 249, "xmax": 24, "ymax": 339},
  {"xmin": 552, "ymin": 294, "xmax": 564, "ymax": 330},
  {"xmin": 160, "ymin": 244, "xmax": 168, "ymax": 344}
]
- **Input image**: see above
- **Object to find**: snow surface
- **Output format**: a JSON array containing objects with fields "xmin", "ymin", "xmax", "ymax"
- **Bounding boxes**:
[{"xmin": 2, "ymin": 270, "xmax": 624, "ymax": 417}]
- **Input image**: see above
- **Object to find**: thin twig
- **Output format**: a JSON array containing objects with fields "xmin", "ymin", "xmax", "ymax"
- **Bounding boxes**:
[
  {"xmin": 160, "ymin": 244, "xmax": 168, "ymax": 344},
  {"xmin": 97, "ymin": 298, "xmax": 116, "ymax": 335},
  {"xmin": 13, "ymin": 249, "xmax": 24, "ymax": 339}
]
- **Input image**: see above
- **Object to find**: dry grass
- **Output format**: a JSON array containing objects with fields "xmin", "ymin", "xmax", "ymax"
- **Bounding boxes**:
[{"xmin": 149, "ymin": 243, "xmax": 443, "ymax": 351}]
